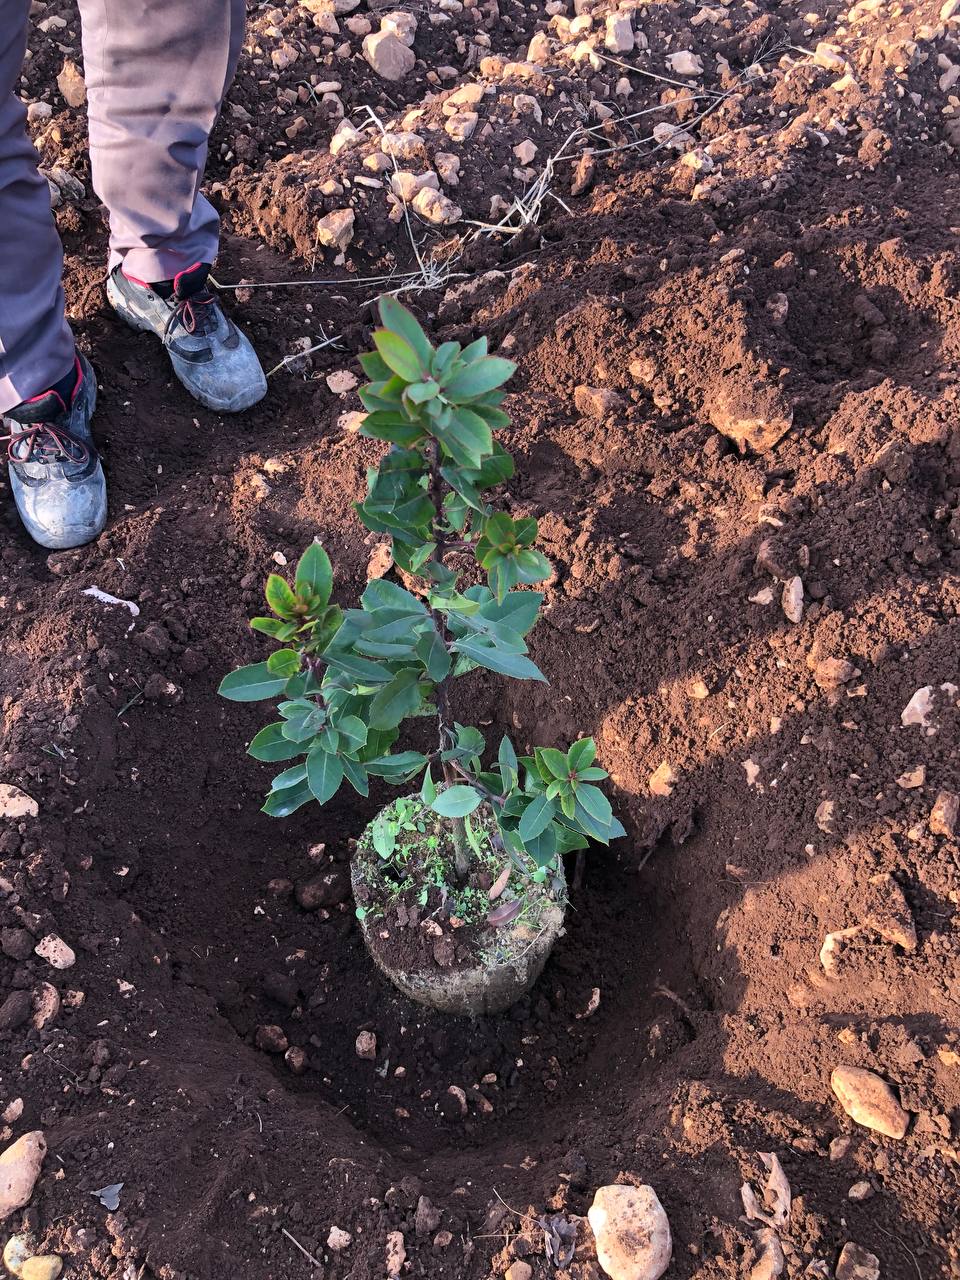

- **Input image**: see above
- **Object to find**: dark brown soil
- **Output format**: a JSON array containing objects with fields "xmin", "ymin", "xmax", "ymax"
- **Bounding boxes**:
[{"xmin": 4, "ymin": 0, "xmax": 960, "ymax": 1278}]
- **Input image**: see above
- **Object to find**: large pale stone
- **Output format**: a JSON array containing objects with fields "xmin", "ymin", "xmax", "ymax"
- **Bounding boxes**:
[
  {"xmin": 588, "ymin": 1185, "xmax": 672, "ymax": 1280},
  {"xmin": 836, "ymin": 1242, "xmax": 880, "ymax": 1280},
  {"xmin": 411, "ymin": 187, "xmax": 462, "ymax": 224},
  {"xmin": 0, "ymin": 1132, "xmax": 46, "ymax": 1221},
  {"xmin": 316, "ymin": 209, "xmax": 355, "ymax": 253},
  {"xmin": 363, "ymin": 31, "xmax": 416, "ymax": 81},
  {"xmin": 831, "ymin": 1066, "xmax": 909, "ymax": 1139}
]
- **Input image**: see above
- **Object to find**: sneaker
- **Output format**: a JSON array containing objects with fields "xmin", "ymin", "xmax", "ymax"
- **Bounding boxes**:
[
  {"xmin": 106, "ymin": 262, "xmax": 267, "ymax": 413},
  {"xmin": 2, "ymin": 353, "xmax": 107, "ymax": 550}
]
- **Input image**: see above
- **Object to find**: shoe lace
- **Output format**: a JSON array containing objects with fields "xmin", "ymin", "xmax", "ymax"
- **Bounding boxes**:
[
  {"xmin": 1, "ymin": 421, "xmax": 89, "ymax": 466},
  {"xmin": 165, "ymin": 289, "xmax": 219, "ymax": 340}
]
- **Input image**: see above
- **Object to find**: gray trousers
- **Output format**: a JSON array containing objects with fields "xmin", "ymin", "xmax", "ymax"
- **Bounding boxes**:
[{"xmin": 0, "ymin": 0, "xmax": 245, "ymax": 413}]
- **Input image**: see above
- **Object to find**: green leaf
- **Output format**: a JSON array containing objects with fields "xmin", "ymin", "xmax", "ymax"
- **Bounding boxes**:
[
  {"xmin": 248, "ymin": 723, "xmax": 308, "ymax": 763},
  {"xmin": 218, "ymin": 662, "xmax": 289, "ymax": 702},
  {"xmin": 359, "ymin": 414, "xmax": 425, "ymax": 447},
  {"xmin": 515, "ymin": 548, "xmax": 553, "ymax": 584},
  {"xmin": 262, "ymin": 778, "xmax": 314, "ymax": 817},
  {"xmin": 358, "ymin": 350, "xmax": 392, "ymax": 381},
  {"xmin": 452, "ymin": 639, "xmax": 547, "ymax": 682},
  {"xmin": 271, "ymin": 762, "xmax": 308, "ymax": 790},
  {"xmin": 523, "ymin": 822, "xmax": 559, "ymax": 870},
  {"xmin": 443, "ymin": 356, "xmax": 516, "ymax": 401},
  {"xmin": 415, "ymin": 629, "xmax": 452, "ymax": 681},
  {"xmin": 306, "ymin": 747, "xmax": 344, "ymax": 804},
  {"xmin": 518, "ymin": 794, "xmax": 556, "ymax": 843},
  {"xmin": 365, "ymin": 750, "xmax": 429, "ymax": 777},
  {"xmin": 371, "ymin": 809, "xmax": 398, "ymax": 859},
  {"xmin": 421, "ymin": 766, "xmax": 437, "ymax": 806},
  {"xmin": 281, "ymin": 709, "xmax": 326, "ymax": 744},
  {"xmin": 361, "ymin": 579, "xmax": 428, "ymax": 614},
  {"xmin": 266, "ymin": 649, "xmax": 301, "ymax": 677},
  {"xmin": 265, "ymin": 574, "xmax": 298, "ymax": 619},
  {"xmin": 374, "ymin": 330, "xmax": 424, "ymax": 382},
  {"xmin": 578, "ymin": 766, "xmax": 609, "ymax": 781},
  {"xmin": 250, "ymin": 617, "xmax": 298, "ymax": 640},
  {"xmin": 431, "ymin": 785, "xmax": 483, "ymax": 818},
  {"xmin": 369, "ymin": 668, "xmax": 426, "ymax": 730},
  {"xmin": 336, "ymin": 715, "xmax": 368, "ymax": 751},
  {"xmin": 295, "ymin": 542, "xmax": 333, "ymax": 605},
  {"xmin": 321, "ymin": 651, "xmax": 393, "ymax": 684},
  {"xmin": 432, "ymin": 341, "xmax": 460, "ymax": 377},
  {"xmin": 568, "ymin": 738, "xmax": 597, "ymax": 773},
  {"xmin": 448, "ymin": 408, "xmax": 493, "ymax": 463},
  {"xmin": 379, "ymin": 296, "xmax": 434, "ymax": 366},
  {"xmin": 537, "ymin": 747, "xmax": 570, "ymax": 780},
  {"xmin": 575, "ymin": 783, "xmax": 613, "ymax": 829},
  {"xmin": 406, "ymin": 380, "xmax": 440, "ymax": 404},
  {"xmin": 341, "ymin": 755, "xmax": 370, "ymax": 797},
  {"xmin": 498, "ymin": 734, "xmax": 518, "ymax": 785}
]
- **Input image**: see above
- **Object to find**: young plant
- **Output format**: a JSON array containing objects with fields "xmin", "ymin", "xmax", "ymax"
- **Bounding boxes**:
[{"xmin": 219, "ymin": 297, "xmax": 625, "ymax": 887}]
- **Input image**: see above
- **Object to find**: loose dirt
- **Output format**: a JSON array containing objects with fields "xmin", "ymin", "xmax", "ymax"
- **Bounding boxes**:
[{"xmin": 3, "ymin": 0, "xmax": 960, "ymax": 1277}]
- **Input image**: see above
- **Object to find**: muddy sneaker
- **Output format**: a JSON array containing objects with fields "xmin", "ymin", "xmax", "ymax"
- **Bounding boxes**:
[
  {"xmin": 2, "ymin": 353, "xmax": 107, "ymax": 550},
  {"xmin": 106, "ymin": 262, "xmax": 267, "ymax": 413}
]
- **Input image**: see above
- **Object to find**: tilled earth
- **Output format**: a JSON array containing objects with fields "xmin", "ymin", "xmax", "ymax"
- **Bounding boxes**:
[{"xmin": 3, "ymin": 0, "xmax": 960, "ymax": 1277}]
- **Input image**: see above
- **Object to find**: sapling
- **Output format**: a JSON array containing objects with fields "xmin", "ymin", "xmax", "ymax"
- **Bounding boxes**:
[{"xmin": 220, "ymin": 296, "xmax": 624, "ymax": 903}]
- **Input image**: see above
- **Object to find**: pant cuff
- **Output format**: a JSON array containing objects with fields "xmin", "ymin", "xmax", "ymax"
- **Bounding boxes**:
[{"xmin": 111, "ymin": 242, "xmax": 219, "ymax": 284}]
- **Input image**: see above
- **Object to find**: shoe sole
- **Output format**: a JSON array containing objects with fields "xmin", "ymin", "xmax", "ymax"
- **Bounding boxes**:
[{"xmin": 106, "ymin": 275, "xmax": 267, "ymax": 415}]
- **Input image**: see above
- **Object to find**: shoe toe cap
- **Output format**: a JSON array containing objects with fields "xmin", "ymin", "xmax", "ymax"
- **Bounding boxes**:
[{"xmin": 172, "ymin": 330, "xmax": 267, "ymax": 413}]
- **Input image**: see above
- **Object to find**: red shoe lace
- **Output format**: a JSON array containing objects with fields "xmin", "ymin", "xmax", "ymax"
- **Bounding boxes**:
[{"xmin": 1, "ymin": 421, "xmax": 90, "ymax": 465}]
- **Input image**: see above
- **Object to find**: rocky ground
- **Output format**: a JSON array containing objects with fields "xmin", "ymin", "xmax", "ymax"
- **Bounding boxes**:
[{"xmin": 3, "ymin": 0, "xmax": 960, "ymax": 1277}]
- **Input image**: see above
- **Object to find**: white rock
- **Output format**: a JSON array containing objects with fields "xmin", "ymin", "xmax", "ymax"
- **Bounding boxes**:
[
  {"xmin": 31, "ymin": 983, "xmax": 61, "ymax": 1031},
  {"xmin": 271, "ymin": 42, "xmax": 299, "ymax": 71},
  {"xmin": 391, "ymin": 169, "xmax": 439, "ymax": 200},
  {"xmin": 380, "ymin": 9, "xmax": 418, "ymax": 44},
  {"xmin": 27, "ymin": 101, "xmax": 53, "ymax": 124},
  {"xmin": 56, "ymin": 60, "xmax": 86, "ymax": 108},
  {"xmin": 412, "ymin": 186, "xmax": 462, "ymax": 224},
  {"xmin": 831, "ymin": 1065, "xmax": 909, "ymax": 1139},
  {"xmin": 819, "ymin": 926, "xmax": 862, "ymax": 974},
  {"xmin": 781, "ymin": 576, "xmax": 804, "ymax": 623},
  {"xmin": 666, "ymin": 50, "xmax": 703, "ymax": 76},
  {"xmin": 381, "ymin": 131, "xmax": 424, "ymax": 160},
  {"xmin": 385, "ymin": 1230, "xmax": 406, "ymax": 1277},
  {"xmin": 363, "ymin": 30, "xmax": 416, "ymax": 80},
  {"xmin": 444, "ymin": 111, "xmax": 478, "ymax": 141},
  {"xmin": 836, "ymin": 1242, "xmax": 880, "ymax": 1280},
  {"xmin": 34, "ymin": 934, "xmax": 75, "ymax": 969},
  {"xmin": 434, "ymin": 152, "xmax": 461, "ymax": 184},
  {"xmin": 356, "ymin": 1030, "xmax": 377, "ymax": 1060},
  {"xmin": 327, "ymin": 1226, "xmax": 352, "ymax": 1250},
  {"xmin": 329, "ymin": 119, "xmax": 364, "ymax": 156},
  {"xmin": 513, "ymin": 93, "xmax": 542, "ymax": 123},
  {"xmin": 749, "ymin": 1227, "xmax": 785, "ymax": 1280},
  {"xmin": 2, "ymin": 1100, "xmax": 23, "ymax": 1125},
  {"xmin": 316, "ymin": 208, "xmax": 355, "ymax": 252},
  {"xmin": 326, "ymin": 370, "xmax": 358, "ymax": 394},
  {"xmin": 513, "ymin": 139, "xmax": 537, "ymax": 164},
  {"xmin": 941, "ymin": 0, "xmax": 958, "ymax": 18},
  {"xmin": 649, "ymin": 762, "xmax": 675, "ymax": 797},
  {"xmin": 605, "ymin": 14, "xmax": 634, "ymax": 51},
  {"xmin": 652, "ymin": 122, "xmax": 694, "ymax": 151},
  {"xmin": 814, "ymin": 41, "xmax": 847, "ymax": 72},
  {"xmin": 0, "ymin": 1131, "xmax": 46, "ymax": 1221},
  {"xmin": 0, "ymin": 784, "xmax": 38, "ymax": 819},
  {"xmin": 900, "ymin": 686, "xmax": 934, "ymax": 729},
  {"xmin": 3, "ymin": 1233, "xmax": 36, "ymax": 1278},
  {"xmin": 588, "ymin": 1185, "xmax": 672, "ymax": 1280}
]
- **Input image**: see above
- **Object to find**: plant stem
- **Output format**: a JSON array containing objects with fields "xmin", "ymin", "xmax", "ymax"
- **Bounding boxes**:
[{"xmin": 428, "ymin": 439, "xmax": 471, "ymax": 884}]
